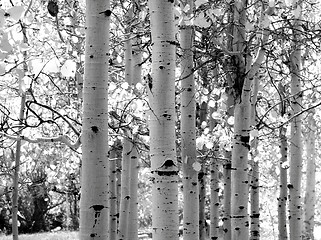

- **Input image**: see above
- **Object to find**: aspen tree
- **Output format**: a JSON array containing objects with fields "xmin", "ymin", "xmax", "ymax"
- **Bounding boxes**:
[
  {"xmin": 109, "ymin": 145, "xmax": 118, "ymax": 240},
  {"xmin": 229, "ymin": 1, "xmax": 273, "ymax": 238},
  {"xmin": 79, "ymin": 0, "xmax": 110, "ymax": 239},
  {"xmin": 118, "ymin": 7, "xmax": 134, "ymax": 237},
  {"xmin": 127, "ymin": 143, "xmax": 139, "ymax": 240},
  {"xmin": 198, "ymin": 101, "xmax": 208, "ymax": 240},
  {"xmin": 229, "ymin": 0, "xmax": 250, "ymax": 238},
  {"xmin": 118, "ymin": 138, "xmax": 131, "ymax": 240},
  {"xmin": 303, "ymin": 110, "xmax": 316, "ymax": 240},
  {"xmin": 278, "ymin": 83, "xmax": 288, "ymax": 240},
  {"xmin": 148, "ymin": 0, "xmax": 179, "ymax": 239},
  {"xmin": 210, "ymin": 156, "xmax": 220, "ymax": 240},
  {"xmin": 179, "ymin": 0, "xmax": 199, "ymax": 239},
  {"xmin": 12, "ymin": 19, "xmax": 28, "ymax": 240},
  {"xmin": 249, "ymin": 73, "xmax": 259, "ymax": 240},
  {"xmin": 288, "ymin": 2, "xmax": 303, "ymax": 239}
]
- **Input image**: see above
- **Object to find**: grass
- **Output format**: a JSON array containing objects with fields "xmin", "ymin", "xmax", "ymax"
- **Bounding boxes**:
[{"xmin": 0, "ymin": 231, "xmax": 79, "ymax": 240}]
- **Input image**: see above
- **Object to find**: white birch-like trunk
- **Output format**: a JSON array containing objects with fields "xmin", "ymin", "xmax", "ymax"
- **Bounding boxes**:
[
  {"xmin": 198, "ymin": 101, "xmax": 208, "ymax": 240},
  {"xmin": 149, "ymin": 0, "xmax": 178, "ymax": 239},
  {"xmin": 180, "ymin": 0, "xmax": 199, "ymax": 239},
  {"xmin": 278, "ymin": 83, "xmax": 288, "ymax": 240},
  {"xmin": 210, "ymin": 157, "xmax": 220, "ymax": 240},
  {"xmin": 109, "ymin": 147, "xmax": 118, "ymax": 240},
  {"xmin": 80, "ymin": 0, "xmax": 110, "ymax": 239},
  {"xmin": 12, "ymin": 94, "xmax": 26, "ymax": 240},
  {"xmin": 288, "ymin": 4, "xmax": 303, "ymax": 239},
  {"xmin": 303, "ymin": 112, "xmax": 316, "ymax": 240},
  {"xmin": 118, "ymin": 138, "xmax": 131, "ymax": 240},
  {"xmin": 127, "ymin": 143, "xmax": 139, "ymax": 240},
  {"xmin": 223, "ymin": 156, "xmax": 232, "ymax": 240}
]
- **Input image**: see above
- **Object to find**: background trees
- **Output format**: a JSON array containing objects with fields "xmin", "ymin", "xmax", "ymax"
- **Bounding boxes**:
[{"xmin": 1, "ymin": 0, "xmax": 321, "ymax": 240}]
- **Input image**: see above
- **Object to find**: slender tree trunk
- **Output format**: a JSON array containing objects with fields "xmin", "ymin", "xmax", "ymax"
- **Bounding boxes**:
[
  {"xmin": 210, "ymin": 156, "xmax": 220, "ymax": 240},
  {"xmin": 12, "ymin": 94, "xmax": 26, "ymax": 240},
  {"xmin": 127, "ymin": 143, "xmax": 139, "ymax": 240},
  {"xmin": 109, "ymin": 145, "xmax": 119, "ymax": 240},
  {"xmin": 303, "ymin": 111, "xmax": 316, "ymax": 240},
  {"xmin": 148, "ymin": 0, "xmax": 178, "ymax": 239},
  {"xmin": 288, "ymin": 4, "xmax": 303, "ymax": 239},
  {"xmin": 118, "ymin": 138, "xmax": 131, "ymax": 240},
  {"xmin": 198, "ymin": 101, "xmax": 207, "ymax": 240},
  {"xmin": 79, "ymin": 0, "xmax": 110, "ymax": 238},
  {"xmin": 278, "ymin": 83, "xmax": 288, "ymax": 240},
  {"xmin": 222, "ymin": 155, "xmax": 232, "ymax": 240},
  {"xmin": 12, "ymin": 19, "xmax": 28, "ymax": 240},
  {"xmin": 179, "ymin": 0, "xmax": 199, "ymax": 239}
]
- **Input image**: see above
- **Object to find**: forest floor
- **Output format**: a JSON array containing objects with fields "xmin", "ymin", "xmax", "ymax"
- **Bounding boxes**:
[{"xmin": 0, "ymin": 231, "xmax": 78, "ymax": 240}]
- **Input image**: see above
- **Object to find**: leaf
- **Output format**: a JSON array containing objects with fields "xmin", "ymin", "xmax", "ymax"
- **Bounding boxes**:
[
  {"xmin": 61, "ymin": 59, "xmax": 76, "ymax": 77},
  {"xmin": 0, "ymin": 62, "xmax": 5, "ymax": 75},
  {"xmin": 194, "ymin": 12, "xmax": 211, "ymax": 28},
  {"xmin": 182, "ymin": 4, "xmax": 190, "ymax": 13},
  {"xmin": 43, "ymin": 58, "xmax": 60, "ymax": 73},
  {"xmin": 7, "ymin": 6, "xmax": 25, "ymax": 21},
  {"xmin": 269, "ymin": 0, "xmax": 275, "ymax": 7},
  {"xmin": 227, "ymin": 116, "xmax": 234, "ymax": 125},
  {"xmin": 250, "ymin": 129, "xmax": 259, "ymax": 138},
  {"xmin": 208, "ymin": 99, "xmax": 215, "ymax": 108},
  {"xmin": 192, "ymin": 162, "xmax": 202, "ymax": 172},
  {"xmin": 262, "ymin": 17, "xmax": 271, "ymax": 28},
  {"xmin": 0, "ymin": 33, "xmax": 13, "ymax": 53},
  {"xmin": 121, "ymin": 82, "xmax": 129, "ymax": 90},
  {"xmin": 211, "ymin": 112, "xmax": 221, "ymax": 120},
  {"xmin": 293, "ymin": 6, "xmax": 301, "ymax": 18},
  {"xmin": 245, "ymin": 21, "xmax": 254, "ymax": 32},
  {"xmin": 19, "ymin": 76, "xmax": 32, "ymax": 94},
  {"xmin": 0, "ymin": 9, "xmax": 5, "ymax": 28},
  {"xmin": 195, "ymin": 0, "xmax": 207, "ymax": 8}
]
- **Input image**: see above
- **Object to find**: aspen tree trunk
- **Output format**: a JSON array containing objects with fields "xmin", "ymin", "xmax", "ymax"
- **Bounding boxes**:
[
  {"xmin": 229, "ymin": 2, "xmax": 272, "ymax": 239},
  {"xmin": 278, "ymin": 83, "xmax": 288, "ymax": 240},
  {"xmin": 249, "ymin": 73, "xmax": 259, "ymax": 240},
  {"xmin": 127, "ymin": 143, "xmax": 139, "ymax": 240},
  {"xmin": 118, "ymin": 138, "xmax": 131, "ymax": 240},
  {"xmin": 303, "ymin": 111, "xmax": 316, "ymax": 240},
  {"xmin": 303, "ymin": 115, "xmax": 316, "ymax": 239},
  {"xmin": 12, "ymin": 94, "xmax": 26, "ymax": 240},
  {"xmin": 230, "ymin": 1, "xmax": 250, "ymax": 239},
  {"xmin": 288, "ymin": 3, "xmax": 303, "ymax": 239},
  {"xmin": 79, "ymin": 0, "xmax": 110, "ymax": 239},
  {"xmin": 118, "ymin": 8, "xmax": 135, "ymax": 237},
  {"xmin": 198, "ymin": 101, "xmax": 208, "ymax": 240},
  {"xmin": 222, "ymin": 154, "xmax": 232, "ymax": 240},
  {"xmin": 109, "ymin": 147, "xmax": 118, "ymax": 240},
  {"xmin": 12, "ymin": 20, "xmax": 28, "ymax": 240},
  {"xmin": 210, "ymin": 157, "xmax": 220, "ymax": 240},
  {"xmin": 179, "ymin": 0, "xmax": 199, "ymax": 239},
  {"xmin": 148, "ymin": 0, "xmax": 178, "ymax": 239}
]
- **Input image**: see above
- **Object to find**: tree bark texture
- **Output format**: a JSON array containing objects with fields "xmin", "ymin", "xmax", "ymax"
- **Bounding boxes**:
[
  {"xmin": 288, "ymin": 4, "xmax": 303, "ymax": 239},
  {"xmin": 180, "ymin": 0, "xmax": 199, "ymax": 239},
  {"xmin": 79, "ymin": 0, "xmax": 110, "ymax": 238},
  {"xmin": 278, "ymin": 83, "xmax": 288, "ymax": 240},
  {"xmin": 149, "ymin": 0, "xmax": 179, "ymax": 239},
  {"xmin": 303, "ymin": 112, "xmax": 316, "ymax": 240}
]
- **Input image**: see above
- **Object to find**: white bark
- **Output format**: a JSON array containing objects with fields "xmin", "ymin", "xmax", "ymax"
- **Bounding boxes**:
[
  {"xmin": 149, "ymin": 0, "xmax": 178, "ymax": 239},
  {"xmin": 180, "ymin": 0, "xmax": 199, "ymax": 239},
  {"xmin": 127, "ymin": 143, "xmax": 139, "ymax": 240},
  {"xmin": 288, "ymin": 4, "xmax": 303, "ymax": 239},
  {"xmin": 210, "ymin": 158, "xmax": 220, "ymax": 240},
  {"xmin": 278, "ymin": 83, "xmax": 288, "ymax": 240},
  {"xmin": 118, "ymin": 138, "xmax": 131, "ymax": 240},
  {"xmin": 79, "ymin": 0, "xmax": 110, "ymax": 239},
  {"xmin": 303, "ymin": 112, "xmax": 316, "ymax": 240}
]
